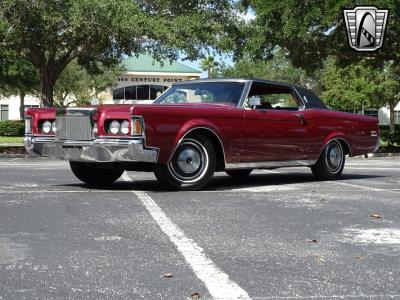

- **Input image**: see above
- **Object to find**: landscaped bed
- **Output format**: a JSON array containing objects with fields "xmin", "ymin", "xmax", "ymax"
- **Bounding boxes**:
[{"xmin": 0, "ymin": 136, "xmax": 24, "ymax": 144}]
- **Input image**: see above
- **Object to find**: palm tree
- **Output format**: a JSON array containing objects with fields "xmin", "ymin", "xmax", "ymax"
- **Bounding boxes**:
[{"xmin": 200, "ymin": 56, "xmax": 219, "ymax": 78}]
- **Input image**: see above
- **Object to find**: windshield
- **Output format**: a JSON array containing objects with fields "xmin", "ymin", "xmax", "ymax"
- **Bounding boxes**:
[{"xmin": 154, "ymin": 82, "xmax": 245, "ymax": 106}]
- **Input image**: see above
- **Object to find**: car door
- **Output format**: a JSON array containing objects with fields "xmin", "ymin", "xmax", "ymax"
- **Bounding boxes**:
[{"xmin": 241, "ymin": 82, "xmax": 313, "ymax": 162}]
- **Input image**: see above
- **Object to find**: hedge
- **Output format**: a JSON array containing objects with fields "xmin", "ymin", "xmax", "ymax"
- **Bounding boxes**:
[
  {"xmin": 379, "ymin": 125, "xmax": 400, "ymax": 145},
  {"xmin": 0, "ymin": 120, "xmax": 25, "ymax": 136}
]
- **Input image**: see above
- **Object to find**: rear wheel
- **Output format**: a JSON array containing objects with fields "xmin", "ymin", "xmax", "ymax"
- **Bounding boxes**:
[
  {"xmin": 69, "ymin": 162, "xmax": 124, "ymax": 186},
  {"xmin": 154, "ymin": 134, "xmax": 216, "ymax": 190},
  {"xmin": 311, "ymin": 140, "xmax": 345, "ymax": 180},
  {"xmin": 226, "ymin": 169, "xmax": 253, "ymax": 179}
]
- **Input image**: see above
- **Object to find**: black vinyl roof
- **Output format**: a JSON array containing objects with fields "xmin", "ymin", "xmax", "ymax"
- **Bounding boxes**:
[{"xmin": 176, "ymin": 78, "xmax": 328, "ymax": 109}]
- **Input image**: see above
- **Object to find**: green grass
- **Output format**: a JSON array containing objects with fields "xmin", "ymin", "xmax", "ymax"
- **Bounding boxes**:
[{"xmin": 0, "ymin": 136, "xmax": 24, "ymax": 144}]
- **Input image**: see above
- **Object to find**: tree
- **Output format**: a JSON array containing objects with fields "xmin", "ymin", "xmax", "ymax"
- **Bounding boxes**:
[
  {"xmin": 242, "ymin": 1, "xmax": 399, "ymax": 131},
  {"xmin": 373, "ymin": 62, "xmax": 400, "ymax": 133},
  {"xmin": 54, "ymin": 60, "xmax": 123, "ymax": 106},
  {"xmin": 1, "ymin": 0, "xmax": 242, "ymax": 107},
  {"xmin": 320, "ymin": 58, "xmax": 376, "ymax": 113},
  {"xmin": 0, "ymin": 49, "xmax": 39, "ymax": 119},
  {"xmin": 200, "ymin": 56, "xmax": 220, "ymax": 78},
  {"xmin": 242, "ymin": 0, "xmax": 400, "ymax": 71},
  {"xmin": 219, "ymin": 49, "xmax": 320, "ymax": 92},
  {"xmin": 320, "ymin": 58, "xmax": 400, "ymax": 133}
]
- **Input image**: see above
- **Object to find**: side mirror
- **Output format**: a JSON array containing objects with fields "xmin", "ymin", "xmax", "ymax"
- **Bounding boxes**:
[{"xmin": 248, "ymin": 96, "xmax": 261, "ymax": 107}]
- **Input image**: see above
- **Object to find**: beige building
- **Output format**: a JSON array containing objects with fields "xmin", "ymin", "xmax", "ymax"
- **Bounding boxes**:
[{"xmin": 102, "ymin": 54, "xmax": 201, "ymax": 104}]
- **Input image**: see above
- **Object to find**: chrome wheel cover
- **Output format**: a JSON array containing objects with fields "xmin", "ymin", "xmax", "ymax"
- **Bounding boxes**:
[
  {"xmin": 168, "ymin": 139, "xmax": 209, "ymax": 183},
  {"xmin": 325, "ymin": 141, "xmax": 343, "ymax": 173}
]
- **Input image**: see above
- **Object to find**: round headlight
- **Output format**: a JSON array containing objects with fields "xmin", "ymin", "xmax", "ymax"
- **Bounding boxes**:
[
  {"xmin": 120, "ymin": 120, "xmax": 129, "ymax": 135},
  {"xmin": 51, "ymin": 121, "xmax": 57, "ymax": 133},
  {"xmin": 42, "ymin": 120, "xmax": 52, "ymax": 134},
  {"xmin": 109, "ymin": 120, "xmax": 120, "ymax": 134}
]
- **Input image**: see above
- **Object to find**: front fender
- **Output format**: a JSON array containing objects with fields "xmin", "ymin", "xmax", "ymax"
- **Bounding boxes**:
[{"xmin": 161, "ymin": 119, "xmax": 227, "ymax": 164}]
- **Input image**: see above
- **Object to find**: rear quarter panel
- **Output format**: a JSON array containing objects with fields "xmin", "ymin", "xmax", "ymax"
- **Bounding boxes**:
[{"xmin": 304, "ymin": 109, "xmax": 379, "ymax": 158}]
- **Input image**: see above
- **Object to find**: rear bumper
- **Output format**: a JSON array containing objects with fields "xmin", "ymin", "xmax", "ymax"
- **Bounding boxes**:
[{"xmin": 24, "ymin": 136, "xmax": 158, "ymax": 163}]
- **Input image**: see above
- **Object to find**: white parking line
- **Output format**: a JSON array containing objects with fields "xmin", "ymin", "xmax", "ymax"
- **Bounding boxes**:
[
  {"xmin": 345, "ymin": 167, "xmax": 400, "ymax": 171},
  {"xmin": 0, "ymin": 190, "xmax": 135, "ymax": 194},
  {"xmin": 253, "ymin": 294, "xmax": 400, "ymax": 299},
  {"xmin": 330, "ymin": 181, "xmax": 399, "ymax": 193},
  {"xmin": 122, "ymin": 173, "xmax": 251, "ymax": 300}
]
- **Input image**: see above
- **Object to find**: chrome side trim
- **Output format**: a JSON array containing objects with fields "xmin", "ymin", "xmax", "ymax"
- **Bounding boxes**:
[
  {"xmin": 237, "ymin": 80, "xmax": 253, "ymax": 108},
  {"xmin": 292, "ymin": 87, "xmax": 306, "ymax": 110},
  {"xmin": 225, "ymin": 160, "xmax": 316, "ymax": 170},
  {"xmin": 169, "ymin": 127, "xmax": 227, "ymax": 167}
]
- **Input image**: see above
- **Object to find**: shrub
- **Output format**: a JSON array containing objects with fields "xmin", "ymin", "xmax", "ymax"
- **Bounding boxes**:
[
  {"xmin": 379, "ymin": 125, "xmax": 400, "ymax": 145},
  {"xmin": 0, "ymin": 120, "xmax": 25, "ymax": 136}
]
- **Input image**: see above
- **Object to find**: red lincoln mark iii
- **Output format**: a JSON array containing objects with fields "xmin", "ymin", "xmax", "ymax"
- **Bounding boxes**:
[{"xmin": 24, "ymin": 79, "xmax": 379, "ymax": 190}]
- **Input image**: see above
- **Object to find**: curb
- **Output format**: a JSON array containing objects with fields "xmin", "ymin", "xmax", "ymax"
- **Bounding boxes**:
[{"xmin": 0, "ymin": 145, "xmax": 27, "ymax": 157}]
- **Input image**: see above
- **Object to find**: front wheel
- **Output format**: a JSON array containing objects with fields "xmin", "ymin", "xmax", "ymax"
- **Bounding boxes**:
[
  {"xmin": 311, "ymin": 140, "xmax": 345, "ymax": 180},
  {"xmin": 69, "ymin": 162, "xmax": 124, "ymax": 186},
  {"xmin": 154, "ymin": 134, "xmax": 216, "ymax": 190}
]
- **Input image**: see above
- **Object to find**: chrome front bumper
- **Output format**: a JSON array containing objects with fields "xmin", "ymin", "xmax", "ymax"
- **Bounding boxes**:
[{"xmin": 24, "ymin": 136, "xmax": 158, "ymax": 163}]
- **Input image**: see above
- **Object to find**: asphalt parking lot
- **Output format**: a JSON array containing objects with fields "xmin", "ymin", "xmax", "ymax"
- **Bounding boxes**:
[{"xmin": 0, "ymin": 157, "xmax": 400, "ymax": 299}]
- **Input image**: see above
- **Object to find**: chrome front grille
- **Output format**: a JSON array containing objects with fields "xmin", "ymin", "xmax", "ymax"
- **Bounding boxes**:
[{"xmin": 56, "ymin": 115, "xmax": 92, "ymax": 141}]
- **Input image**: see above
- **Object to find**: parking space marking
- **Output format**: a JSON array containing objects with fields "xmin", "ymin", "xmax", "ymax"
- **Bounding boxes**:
[
  {"xmin": 331, "ymin": 181, "xmax": 400, "ymax": 193},
  {"xmin": 252, "ymin": 294, "xmax": 400, "ymax": 299},
  {"xmin": 122, "ymin": 173, "xmax": 251, "ymax": 300},
  {"xmin": 341, "ymin": 228, "xmax": 400, "ymax": 245},
  {"xmin": 345, "ymin": 167, "xmax": 400, "ymax": 171},
  {"xmin": 0, "ymin": 190, "xmax": 135, "ymax": 194}
]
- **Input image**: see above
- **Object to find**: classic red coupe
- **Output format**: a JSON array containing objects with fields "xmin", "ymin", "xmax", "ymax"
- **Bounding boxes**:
[{"xmin": 24, "ymin": 79, "xmax": 379, "ymax": 190}]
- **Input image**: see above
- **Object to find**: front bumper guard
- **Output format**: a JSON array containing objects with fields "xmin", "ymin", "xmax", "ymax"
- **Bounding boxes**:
[{"xmin": 24, "ymin": 136, "xmax": 158, "ymax": 163}]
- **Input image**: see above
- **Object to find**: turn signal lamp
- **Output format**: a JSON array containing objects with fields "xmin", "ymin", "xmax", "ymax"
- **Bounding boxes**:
[{"xmin": 131, "ymin": 117, "xmax": 143, "ymax": 136}]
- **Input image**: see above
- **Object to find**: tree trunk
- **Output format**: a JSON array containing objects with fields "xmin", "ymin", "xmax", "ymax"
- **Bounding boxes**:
[
  {"xmin": 19, "ymin": 92, "xmax": 26, "ymax": 120},
  {"xmin": 389, "ymin": 102, "xmax": 395, "ymax": 134},
  {"xmin": 40, "ymin": 68, "xmax": 55, "ymax": 108}
]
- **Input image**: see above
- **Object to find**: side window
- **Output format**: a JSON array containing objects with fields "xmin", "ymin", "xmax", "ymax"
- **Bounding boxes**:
[{"xmin": 246, "ymin": 82, "xmax": 300, "ymax": 111}]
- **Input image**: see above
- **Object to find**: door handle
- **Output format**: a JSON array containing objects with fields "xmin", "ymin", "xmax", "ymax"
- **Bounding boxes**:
[{"xmin": 294, "ymin": 113, "xmax": 306, "ymax": 125}]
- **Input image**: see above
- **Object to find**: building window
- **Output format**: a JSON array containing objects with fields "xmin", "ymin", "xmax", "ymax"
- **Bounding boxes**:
[
  {"xmin": 395, "ymin": 111, "xmax": 400, "ymax": 125},
  {"xmin": 137, "ymin": 85, "xmax": 150, "ymax": 100},
  {"xmin": 125, "ymin": 86, "xmax": 136, "ymax": 100},
  {"xmin": 0, "ymin": 105, "xmax": 9, "ymax": 121},
  {"xmin": 113, "ymin": 85, "xmax": 168, "ymax": 101},
  {"xmin": 150, "ymin": 85, "xmax": 166, "ymax": 100},
  {"xmin": 113, "ymin": 88, "xmax": 125, "ymax": 100},
  {"xmin": 364, "ymin": 110, "xmax": 378, "ymax": 118}
]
